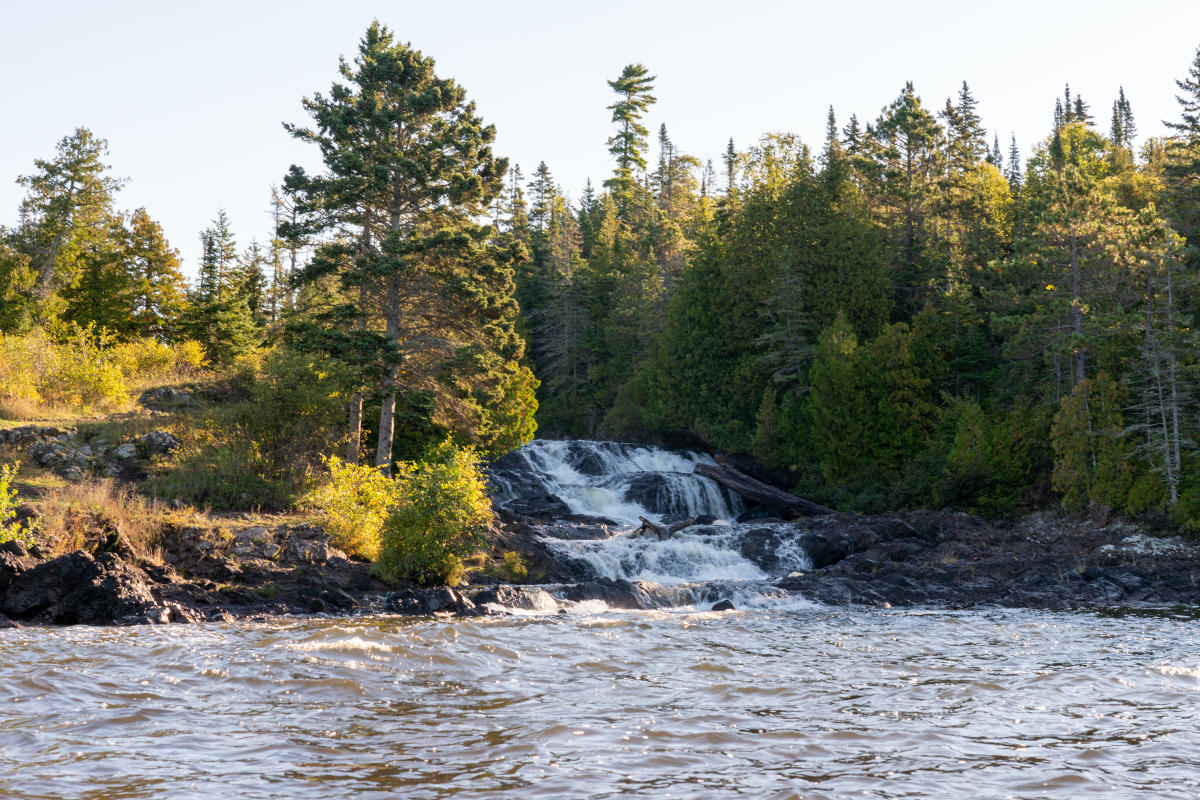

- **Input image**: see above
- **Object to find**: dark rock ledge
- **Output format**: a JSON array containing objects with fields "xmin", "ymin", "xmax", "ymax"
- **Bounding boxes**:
[{"xmin": 2, "ymin": 508, "xmax": 1200, "ymax": 628}]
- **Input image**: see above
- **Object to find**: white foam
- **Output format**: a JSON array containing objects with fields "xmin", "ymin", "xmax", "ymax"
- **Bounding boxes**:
[
  {"xmin": 509, "ymin": 440, "xmax": 811, "ymax": 609},
  {"xmin": 550, "ymin": 531, "xmax": 767, "ymax": 585},
  {"xmin": 509, "ymin": 440, "xmax": 743, "ymax": 525}
]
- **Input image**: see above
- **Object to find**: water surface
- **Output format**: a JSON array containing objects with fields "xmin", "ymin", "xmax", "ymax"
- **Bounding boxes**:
[{"xmin": 3, "ymin": 606, "xmax": 1199, "ymax": 799}]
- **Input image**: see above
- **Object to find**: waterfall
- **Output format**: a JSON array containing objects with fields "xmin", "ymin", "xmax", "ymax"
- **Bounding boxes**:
[
  {"xmin": 491, "ymin": 439, "xmax": 743, "ymax": 525},
  {"xmin": 491, "ymin": 441, "xmax": 813, "ymax": 602}
]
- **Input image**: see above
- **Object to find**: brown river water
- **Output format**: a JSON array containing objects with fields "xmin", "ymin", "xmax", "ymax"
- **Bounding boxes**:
[{"xmin": 2, "ymin": 605, "xmax": 1199, "ymax": 799}]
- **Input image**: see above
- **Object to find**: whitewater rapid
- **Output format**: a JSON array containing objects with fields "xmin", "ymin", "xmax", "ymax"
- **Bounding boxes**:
[{"xmin": 491, "ymin": 440, "xmax": 811, "ymax": 597}]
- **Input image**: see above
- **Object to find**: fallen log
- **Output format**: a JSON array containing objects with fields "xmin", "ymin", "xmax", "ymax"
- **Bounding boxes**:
[
  {"xmin": 693, "ymin": 462, "xmax": 834, "ymax": 518},
  {"xmin": 636, "ymin": 516, "xmax": 697, "ymax": 540}
]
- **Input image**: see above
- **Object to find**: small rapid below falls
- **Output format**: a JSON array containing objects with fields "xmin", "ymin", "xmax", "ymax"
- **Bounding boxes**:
[{"xmin": 490, "ymin": 440, "xmax": 811, "ymax": 608}]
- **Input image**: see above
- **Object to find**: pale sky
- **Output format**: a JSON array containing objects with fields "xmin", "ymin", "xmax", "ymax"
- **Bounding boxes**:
[{"xmin": 3, "ymin": 0, "xmax": 1200, "ymax": 277}]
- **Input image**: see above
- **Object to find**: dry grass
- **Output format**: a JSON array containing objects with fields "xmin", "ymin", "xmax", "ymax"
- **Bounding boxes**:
[
  {"xmin": 34, "ymin": 479, "xmax": 172, "ymax": 564},
  {"xmin": 0, "ymin": 397, "xmax": 65, "ymax": 422},
  {"xmin": 0, "ymin": 445, "xmax": 67, "ymax": 495}
]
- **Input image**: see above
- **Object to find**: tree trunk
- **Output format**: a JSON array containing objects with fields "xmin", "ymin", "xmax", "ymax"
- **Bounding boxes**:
[
  {"xmin": 346, "ymin": 393, "xmax": 363, "ymax": 464},
  {"xmin": 36, "ymin": 180, "xmax": 77, "ymax": 296},
  {"xmin": 374, "ymin": 275, "xmax": 401, "ymax": 474},
  {"xmin": 36, "ymin": 227, "xmax": 68, "ymax": 296},
  {"xmin": 346, "ymin": 271, "xmax": 370, "ymax": 464},
  {"xmin": 693, "ymin": 462, "xmax": 834, "ymax": 518},
  {"xmin": 1069, "ymin": 232, "xmax": 1086, "ymax": 386},
  {"xmin": 375, "ymin": 175, "xmax": 405, "ymax": 474}
]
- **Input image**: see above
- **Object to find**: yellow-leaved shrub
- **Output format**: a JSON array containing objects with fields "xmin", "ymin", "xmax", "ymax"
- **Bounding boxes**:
[
  {"xmin": 303, "ymin": 456, "xmax": 397, "ymax": 559},
  {"xmin": 0, "ymin": 463, "xmax": 36, "ymax": 547},
  {"xmin": 0, "ymin": 325, "xmax": 206, "ymax": 415},
  {"xmin": 375, "ymin": 443, "xmax": 493, "ymax": 587}
]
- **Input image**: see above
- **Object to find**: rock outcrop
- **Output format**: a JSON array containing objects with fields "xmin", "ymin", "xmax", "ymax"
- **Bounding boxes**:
[
  {"xmin": 2, "ymin": 550, "xmax": 175, "ymax": 625},
  {"xmin": 3, "ymin": 425, "xmax": 180, "ymax": 481}
]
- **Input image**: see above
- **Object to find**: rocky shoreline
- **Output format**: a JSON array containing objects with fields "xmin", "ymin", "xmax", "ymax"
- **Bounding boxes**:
[{"xmin": 2, "ymin": 504, "xmax": 1199, "ymax": 629}]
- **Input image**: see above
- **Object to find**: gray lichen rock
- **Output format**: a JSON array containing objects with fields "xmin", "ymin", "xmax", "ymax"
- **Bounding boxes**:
[
  {"xmin": 138, "ymin": 387, "xmax": 196, "ymax": 409},
  {"xmin": 112, "ymin": 443, "xmax": 139, "ymax": 461},
  {"xmin": 137, "ymin": 431, "xmax": 181, "ymax": 457},
  {"xmin": 15, "ymin": 427, "xmax": 179, "ymax": 481}
]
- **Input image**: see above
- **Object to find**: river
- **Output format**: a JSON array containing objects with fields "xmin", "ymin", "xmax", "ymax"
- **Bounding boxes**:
[
  {"xmin": 3, "ymin": 605, "xmax": 1200, "ymax": 799},
  {"xmin": 4, "ymin": 440, "xmax": 1200, "ymax": 798}
]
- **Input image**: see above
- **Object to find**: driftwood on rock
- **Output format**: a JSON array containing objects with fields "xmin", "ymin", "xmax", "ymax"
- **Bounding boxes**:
[
  {"xmin": 636, "ymin": 516, "xmax": 697, "ymax": 540},
  {"xmin": 694, "ymin": 462, "xmax": 834, "ymax": 519}
]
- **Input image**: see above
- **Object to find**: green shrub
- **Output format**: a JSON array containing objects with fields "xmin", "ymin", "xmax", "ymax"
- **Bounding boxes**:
[
  {"xmin": 151, "ymin": 437, "xmax": 291, "ymax": 511},
  {"xmin": 239, "ymin": 347, "xmax": 352, "ymax": 472},
  {"xmin": 375, "ymin": 443, "xmax": 493, "ymax": 586},
  {"xmin": 303, "ymin": 456, "xmax": 396, "ymax": 559},
  {"xmin": 485, "ymin": 550, "xmax": 528, "ymax": 582},
  {"xmin": 151, "ymin": 347, "xmax": 353, "ymax": 511}
]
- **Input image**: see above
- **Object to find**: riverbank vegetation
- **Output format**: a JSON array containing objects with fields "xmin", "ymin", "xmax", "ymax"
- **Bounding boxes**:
[{"xmin": 3, "ymin": 24, "xmax": 1200, "ymax": 539}]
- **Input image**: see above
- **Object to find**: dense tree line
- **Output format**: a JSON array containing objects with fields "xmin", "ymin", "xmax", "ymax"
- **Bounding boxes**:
[
  {"xmin": 506, "ymin": 45, "xmax": 1200, "ymax": 523},
  {"xmin": 4, "ymin": 26, "xmax": 1200, "ymax": 527}
]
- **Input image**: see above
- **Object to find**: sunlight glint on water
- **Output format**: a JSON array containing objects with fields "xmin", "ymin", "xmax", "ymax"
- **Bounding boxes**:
[{"xmin": 2, "ymin": 608, "xmax": 1199, "ymax": 799}]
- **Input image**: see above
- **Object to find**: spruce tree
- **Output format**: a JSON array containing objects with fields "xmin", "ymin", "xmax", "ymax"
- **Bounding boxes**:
[
  {"xmin": 285, "ymin": 22, "xmax": 532, "ymax": 468},
  {"xmin": 17, "ymin": 128, "xmax": 122, "ymax": 303},
  {"xmin": 724, "ymin": 138, "xmax": 737, "ymax": 195},
  {"xmin": 942, "ymin": 81, "xmax": 987, "ymax": 170},
  {"xmin": 235, "ymin": 241, "xmax": 269, "ymax": 321},
  {"xmin": 1006, "ymin": 134, "xmax": 1023, "ymax": 190},
  {"xmin": 184, "ymin": 211, "xmax": 259, "ymax": 363},
  {"xmin": 604, "ymin": 64, "xmax": 656, "ymax": 210},
  {"xmin": 123, "ymin": 208, "xmax": 186, "ymax": 339},
  {"xmin": 1073, "ymin": 94, "xmax": 1093, "ymax": 127},
  {"xmin": 1119, "ymin": 87, "xmax": 1136, "ymax": 144},
  {"xmin": 988, "ymin": 133, "xmax": 1003, "ymax": 168},
  {"xmin": 822, "ymin": 106, "xmax": 842, "ymax": 169},
  {"xmin": 1164, "ymin": 43, "xmax": 1200, "ymax": 258},
  {"xmin": 577, "ymin": 179, "xmax": 599, "ymax": 259}
]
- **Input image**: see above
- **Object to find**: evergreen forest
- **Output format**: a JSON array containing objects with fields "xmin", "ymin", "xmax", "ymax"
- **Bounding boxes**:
[{"xmin": 5, "ymin": 23, "xmax": 1200, "ymax": 531}]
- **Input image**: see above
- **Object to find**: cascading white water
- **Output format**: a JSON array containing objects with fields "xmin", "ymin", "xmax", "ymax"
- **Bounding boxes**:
[
  {"xmin": 501, "ymin": 439, "xmax": 743, "ymax": 525},
  {"xmin": 494, "ymin": 440, "xmax": 811, "ymax": 595},
  {"xmin": 566, "ymin": 528, "xmax": 767, "ymax": 583}
]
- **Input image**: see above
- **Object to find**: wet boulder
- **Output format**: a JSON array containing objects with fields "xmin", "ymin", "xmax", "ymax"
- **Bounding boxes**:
[
  {"xmin": 795, "ymin": 517, "xmax": 886, "ymax": 569},
  {"xmin": 473, "ymin": 585, "xmax": 558, "ymax": 613},
  {"xmin": 487, "ymin": 451, "xmax": 548, "ymax": 499},
  {"xmin": 615, "ymin": 472, "xmax": 735, "ymax": 519},
  {"xmin": 561, "ymin": 577, "xmax": 644, "ymax": 609},
  {"xmin": 560, "ymin": 577, "xmax": 682, "ymax": 610},
  {"xmin": 738, "ymin": 525, "xmax": 810, "ymax": 575},
  {"xmin": 385, "ymin": 586, "xmax": 479, "ymax": 616},
  {"xmin": 306, "ymin": 588, "xmax": 360, "ymax": 614},
  {"xmin": 618, "ymin": 473, "xmax": 677, "ymax": 514},
  {"xmin": 565, "ymin": 441, "xmax": 619, "ymax": 476}
]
